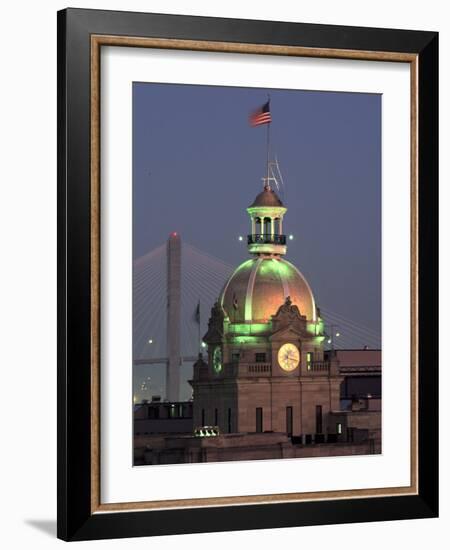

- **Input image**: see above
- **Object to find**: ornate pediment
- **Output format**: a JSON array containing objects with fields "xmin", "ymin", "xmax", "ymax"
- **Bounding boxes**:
[
  {"xmin": 271, "ymin": 296, "xmax": 307, "ymax": 335},
  {"xmin": 203, "ymin": 301, "xmax": 225, "ymax": 343},
  {"xmin": 273, "ymin": 296, "xmax": 305, "ymax": 322}
]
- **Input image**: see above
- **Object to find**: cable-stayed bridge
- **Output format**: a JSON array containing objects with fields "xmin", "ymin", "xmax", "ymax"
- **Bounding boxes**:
[{"xmin": 133, "ymin": 235, "xmax": 381, "ymax": 401}]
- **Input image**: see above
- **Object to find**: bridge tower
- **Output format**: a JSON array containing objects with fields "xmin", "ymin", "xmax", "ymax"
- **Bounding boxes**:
[{"xmin": 166, "ymin": 232, "xmax": 181, "ymax": 401}]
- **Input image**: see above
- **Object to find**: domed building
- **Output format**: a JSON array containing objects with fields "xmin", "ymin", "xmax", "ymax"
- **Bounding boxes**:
[{"xmin": 191, "ymin": 183, "xmax": 343, "ymax": 438}]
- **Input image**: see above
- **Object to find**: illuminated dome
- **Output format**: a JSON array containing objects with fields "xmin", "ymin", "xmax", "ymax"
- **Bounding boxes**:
[{"xmin": 220, "ymin": 257, "xmax": 317, "ymax": 323}]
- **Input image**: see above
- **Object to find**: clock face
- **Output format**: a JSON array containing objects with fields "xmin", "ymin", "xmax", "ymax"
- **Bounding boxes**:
[
  {"xmin": 213, "ymin": 347, "xmax": 222, "ymax": 373},
  {"xmin": 278, "ymin": 343, "xmax": 300, "ymax": 372}
]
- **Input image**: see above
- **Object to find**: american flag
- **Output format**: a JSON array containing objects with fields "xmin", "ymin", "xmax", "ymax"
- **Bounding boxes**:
[{"xmin": 249, "ymin": 100, "xmax": 271, "ymax": 127}]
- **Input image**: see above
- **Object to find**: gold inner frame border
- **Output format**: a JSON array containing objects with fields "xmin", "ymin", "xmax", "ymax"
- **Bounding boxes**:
[{"xmin": 89, "ymin": 35, "xmax": 419, "ymax": 514}]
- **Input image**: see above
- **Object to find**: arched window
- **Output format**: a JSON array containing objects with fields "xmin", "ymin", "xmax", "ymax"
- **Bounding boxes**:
[
  {"xmin": 255, "ymin": 217, "xmax": 262, "ymax": 236},
  {"xmin": 274, "ymin": 218, "xmax": 280, "ymax": 235}
]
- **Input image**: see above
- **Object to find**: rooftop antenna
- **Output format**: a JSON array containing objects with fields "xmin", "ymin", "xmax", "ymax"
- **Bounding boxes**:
[
  {"xmin": 274, "ymin": 155, "xmax": 286, "ymax": 200},
  {"xmin": 264, "ymin": 156, "xmax": 286, "ymax": 200},
  {"xmin": 267, "ymin": 161, "xmax": 280, "ymax": 192}
]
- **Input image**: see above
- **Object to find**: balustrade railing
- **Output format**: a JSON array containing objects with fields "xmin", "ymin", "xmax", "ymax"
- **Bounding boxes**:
[
  {"xmin": 247, "ymin": 363, "xmax": 272, "ymax": 374},
  {"xmin": 247, "ymin": 234, "xmax": 286, "ymax": 245},
  {"xmin": 307, "ymin": 361, "xmax": 330, "ymax": 372}
]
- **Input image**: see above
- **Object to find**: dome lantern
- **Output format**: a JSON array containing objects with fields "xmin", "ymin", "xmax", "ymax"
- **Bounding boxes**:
[{"xmin": 246, "ymin": 183, "xmax": 287, "ymax": 256}]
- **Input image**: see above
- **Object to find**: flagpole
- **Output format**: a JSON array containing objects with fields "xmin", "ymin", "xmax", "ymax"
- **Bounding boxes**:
[
  {"xmin": 198, "ymin": 300, "xmax": 201, "ymax": 354},
  {"xmin": 266, "ymin": 122, "xmax": 270, "ymax": 187},
  {"xmin": 266, "ymin": 96, "xmax": 271, "ymax": 188}
]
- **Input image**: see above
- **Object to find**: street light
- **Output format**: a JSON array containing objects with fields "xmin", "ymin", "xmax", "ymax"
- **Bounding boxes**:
[
  {"xmin": 148, "ymin": 339, "xmax": 153, "ymax": 344},
  {"xmin": 325, "ymin": 324, "xmax": 340, "ymax": 350}
]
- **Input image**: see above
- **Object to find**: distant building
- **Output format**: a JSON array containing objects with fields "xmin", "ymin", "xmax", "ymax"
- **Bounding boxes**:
[
  {"xmin": 134, "ymin": 399, "xmax": 193, "ymax": 435},
  {"xmin": 332, "ymin": 349, "xmax": 381, "ymax": 403}
]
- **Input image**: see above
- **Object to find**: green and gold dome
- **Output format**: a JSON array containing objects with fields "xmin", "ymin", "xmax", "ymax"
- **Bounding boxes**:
[{"xmin": 220, "ymin": 257, "xmax": 317, "ymax": 323}]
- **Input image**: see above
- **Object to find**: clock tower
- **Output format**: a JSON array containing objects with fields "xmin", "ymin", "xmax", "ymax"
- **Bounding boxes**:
[{"xmin": 191, "ymin": 181, "xmax": 343, "ymax": 439}]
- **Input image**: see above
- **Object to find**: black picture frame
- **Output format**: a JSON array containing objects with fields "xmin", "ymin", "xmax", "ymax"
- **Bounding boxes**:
[{"xmin": 57, "ymin": 7, "xmax": 438, "ymax": 541}]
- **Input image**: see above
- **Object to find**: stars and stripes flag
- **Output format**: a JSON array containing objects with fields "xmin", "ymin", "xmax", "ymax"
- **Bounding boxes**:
[{"xmin": 249, "ymin": 100, "xmax": 272, "ymax": 127}]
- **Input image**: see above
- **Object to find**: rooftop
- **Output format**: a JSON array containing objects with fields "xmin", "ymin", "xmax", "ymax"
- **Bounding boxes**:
[{"xmin": 249, "ymin": 186, "xmax": 284, "ymax": 208}]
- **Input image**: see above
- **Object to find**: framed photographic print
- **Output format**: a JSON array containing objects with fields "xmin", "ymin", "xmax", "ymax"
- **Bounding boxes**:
[{"xmin": 57, "ymin": 8, "xmax": 438, "ymax": 541}]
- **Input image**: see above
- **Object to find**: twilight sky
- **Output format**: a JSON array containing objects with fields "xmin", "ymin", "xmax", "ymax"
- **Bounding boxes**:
[{"xmin": 133, "ymin": 82, "xmax": 381, "ymax": 339}]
